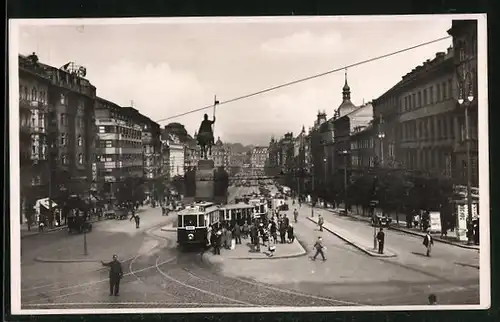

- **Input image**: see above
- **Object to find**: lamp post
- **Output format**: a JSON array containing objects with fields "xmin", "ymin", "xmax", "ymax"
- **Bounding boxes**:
[
  {"xmin": 458, "ymin": 77, "xmax": 475, "ymax": 245},
  {"xmin": 339, "ymin": 150, "xmax": 349, "ymax": 211},
  {"xmin": 378, "ymin": 132, "xmax": 386, "ymax": 167}
]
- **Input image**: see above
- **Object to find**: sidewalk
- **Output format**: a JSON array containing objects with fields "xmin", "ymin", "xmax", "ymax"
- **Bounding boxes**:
[
  {"xmin": 307, "ymin": 216, "xmax": 397, "ymax": 258},
  {"xmin": 321, "ymin": 206, "xmax": 479, "ymax": 251},
  {"xmin": 203, "ymin": 237, "xmax": 306, "ymax": 264},
  {"xmin": 34, "ymin": 207, "xmax": 170, "ymax": 264}
]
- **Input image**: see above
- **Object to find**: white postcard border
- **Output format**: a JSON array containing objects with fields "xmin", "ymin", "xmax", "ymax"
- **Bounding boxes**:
[{"xmin": 8, "ymin": 14, "xmax": 490, "ymax": 315}]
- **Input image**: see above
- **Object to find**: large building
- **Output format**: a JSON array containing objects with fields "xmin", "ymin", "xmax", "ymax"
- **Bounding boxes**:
[
  {"xmin": 94, "ymin": 100, "xmax": 144, "ymax": 199},
  {"xmin": 389, "ymin": 48, "xmax": 457, "ymax": 178},
  {"xmin": 350, "ymin": 123, "xmax": 376, "ymax": 170},
  {"xmin": 212, "ymin": 137, "xmax": 226, "ymax": 168},
  {"xmin": 447, "ymin": 20, "xmax": 479, "ymax": 187},
  {"xmin": 19, "ymin": 53, "xmax": 97, "ymax": 225},
  {"xmin": 135, "ymin": 112, "xmax": 162, "ymax": 180},
  {"xmin": 167, "ymin": 137, "xmax": 185, "ymax": 178},
  {"xmin": 184, "ymin": 140, "xmax": 200, "ymax": 170},
  {"xmin": 250, "ymin": 146, "xmax": 269, "ymax": 169}
]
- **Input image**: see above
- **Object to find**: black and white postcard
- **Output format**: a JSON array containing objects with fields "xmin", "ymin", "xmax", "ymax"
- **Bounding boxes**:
[{"xmin": 8, "ymin": 15, "xmax": 489, "ymax": 315}]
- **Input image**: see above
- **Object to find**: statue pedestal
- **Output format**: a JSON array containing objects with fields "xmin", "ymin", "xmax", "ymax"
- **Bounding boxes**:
[{"xmin": 194, "ymin": 160, "xmax": 215, "ymax": 203}]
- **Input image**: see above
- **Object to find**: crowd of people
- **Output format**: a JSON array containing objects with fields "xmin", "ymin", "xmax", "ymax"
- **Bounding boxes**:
[{"xmin": 209, "ymin": 208, "xmax": 299, "ymax": 257}]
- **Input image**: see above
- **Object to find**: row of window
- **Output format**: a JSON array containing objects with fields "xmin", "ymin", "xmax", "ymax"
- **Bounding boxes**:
[
  {"xmin": 401, "ymin": 78, "xmax": 453, "ymax": 114},
  {"xmin": 60, "ymin": 114, "xmax": 86, "ymax": 128},
  {"xmin": 96, "ymin": 154, "xmax": 143, "ymax": 162},
  {"xmin": 60, "ymin": 133, "xmax": 85, "ymax": 147},
  {"xmin": 98, "ymin": 139, "xmax": 142, "ymax": 149},
  {"xmin": 19, "ymin": 85, "xmax": 47, "ymax": 103},
  {"xmin": 351, "ymin": 137, "xmax": 374, "ymax": 150},
  {"xmin": 351, "ymin": 155, "xmax": 375, "ymax": 167},
  {"xmin": 401, "ymin": 149, "xmax": 453, "ymax": 176},
  {"xmin": 98, "ymin": 125, "xmax": 141, "ymax": 138},
  {"xmin": 58, "ymin": 153, "xmax": 86, "ymax": 165}
]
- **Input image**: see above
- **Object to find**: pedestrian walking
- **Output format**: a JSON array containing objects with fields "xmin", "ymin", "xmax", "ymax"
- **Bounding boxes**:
[
  {"xmin": 376, "ymin": 227, "xmax": 385, "ymax": 254},
  {"xmin": 317, "ymin": 215, "xmax": 324, "ymax": 232},
  {"xmin": 279, "ymin": 223, "xmax": 287, "ymax": 244},
  {"xmin": 134, "ymin": 214, "xmax": 140, "ymax": 229},
  {"xmin": 213, "ymin": 230, "xmax": 222, "ymax": 255},
  {"xmin": 287, "ymin": 224, "xmax": 295, "ymax": 243},
  {"xmin": 233, "ymin": 223, "xmax": 242, "ymax": 245},
  {"xmin": 311, "ymin": 236, "xmax": 326, "ymax": 261},
  {"xmin": 283, "ymin": 214, "xmax": 290, "ymax": 228},
  {"xmin": 293, "ymin": 208, "xmax": 299, "ymax": 223},
  {"xmin": 38, "ymin": 221, "xmax": 45, "ymax": 232},
  {"xmin": 423, "ymin": 230, "xmax": 434, "ymax": 257},
  {"xmin": 101, "ymin": 254, "xmax": 123, "ymax": 296}
]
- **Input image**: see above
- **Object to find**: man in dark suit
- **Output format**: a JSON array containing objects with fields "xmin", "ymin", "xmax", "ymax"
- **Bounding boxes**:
[
  {"xmin": 101, "ymin": 254, "xmax": 123, "ymax": 296},
  {"xmin": 376, "ymin": 228, "xmax": 385, "ymax": 254}
]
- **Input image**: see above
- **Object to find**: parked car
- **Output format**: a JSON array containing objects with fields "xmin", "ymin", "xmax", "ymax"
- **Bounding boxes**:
[
  {"xmin": 371, "ymin": 212, "xmax": 392, "ymax": 227},
  {"xmin": 68, "ymin": 215, "xmax": 92, "ymax": 233}
]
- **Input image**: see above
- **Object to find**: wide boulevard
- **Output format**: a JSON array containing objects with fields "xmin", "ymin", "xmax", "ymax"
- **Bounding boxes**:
[{"xmin": 19, "ymin": 183, "xmax": 480, "ymax": 310}]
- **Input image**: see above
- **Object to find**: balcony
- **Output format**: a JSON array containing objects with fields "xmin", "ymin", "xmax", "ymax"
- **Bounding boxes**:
[
  {"xmin": 31, "ymin": 126, "xmax": 47, "ymax": 134},
  {"xmin": 453, "ymin": 139, "xmax": 478, "ymax": 153}
]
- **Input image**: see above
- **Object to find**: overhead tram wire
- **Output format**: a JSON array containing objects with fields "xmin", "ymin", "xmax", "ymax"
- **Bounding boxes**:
[{"xmin": 156, "ymin": 35, "xmax": 451, "ymax": 123}]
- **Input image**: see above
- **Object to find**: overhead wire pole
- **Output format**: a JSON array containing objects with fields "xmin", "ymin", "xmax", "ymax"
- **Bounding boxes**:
[{"xmin": 155, "ymin": 36, "xmax": 451, "ymax": 123}]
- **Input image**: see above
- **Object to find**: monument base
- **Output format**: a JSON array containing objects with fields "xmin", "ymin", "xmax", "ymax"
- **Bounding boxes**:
[
  {"xmin": 197, "ymin": 159, "xmax": 215, "ymax": 170},
  {"xmin": 194, "ymin": 159, "xmax": 215, "ymax": 203}
]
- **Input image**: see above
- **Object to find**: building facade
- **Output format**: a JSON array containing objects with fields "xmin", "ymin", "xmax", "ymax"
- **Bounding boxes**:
[
  {"xmin": 136, "ymin": 113, "xmax": 161, "ymax": 180},
  {"xmin": 19, "ymin": 53, "xmax": 97, "ymax": 224},
  {"xmin": 94, "ymin": 100, "xmax": 143, "ymax": 200},
  {"xmin": 250, "ymin": 146, "xmax": 269, "ymax": 169},
  {"xmin": 350, "ymin": 124, "xmax": 376, "ymax": 170},
  {"xmin": 184, "ymin": 140, "xmax": 200, "ymax": 170},
  {"xmin": 168, "ymin": 137, "xmax": 185, "ymax": 178},
  {"xmin": 212, "ymin": 137, "xmax": 226, "ymax": 168},
  {"xmin": 448, "ymin": 20, "xmax": 479, "ymax": 187},
  {"xmin": 394, "ymin": 48, "xmax": 457, "ymax": 179}
]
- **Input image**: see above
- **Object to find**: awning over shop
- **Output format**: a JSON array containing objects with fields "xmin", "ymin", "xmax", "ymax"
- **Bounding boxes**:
[{"xmin": 36, "ymin": 198, "xmax": 58, "ymax": 209}]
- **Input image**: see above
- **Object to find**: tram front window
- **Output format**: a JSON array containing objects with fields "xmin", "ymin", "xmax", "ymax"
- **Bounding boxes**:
[{"xmin": 184, "ymin": 215, "xmax": 198, "ymax": 227}]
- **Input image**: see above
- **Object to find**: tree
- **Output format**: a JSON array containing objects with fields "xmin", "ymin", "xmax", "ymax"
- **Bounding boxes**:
[
  {"xmin": 163, "ymin": 123, "xmax": 192, "ymax": 143},
  {"xmin": 116, "ymin": 177, "xmax": 146, "ymax": 205},
  {"xmin": 171, "ymin": 175, "xmax": 185, "ymax": 196}
]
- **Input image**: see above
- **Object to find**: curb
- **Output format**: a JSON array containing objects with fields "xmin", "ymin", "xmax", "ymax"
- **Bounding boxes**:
[
  {"xmin": 34, "ymin": 252, "xmax": 138, "ymax": 267},
  {"xmin": 317, "ymin": 207, "xmax": 480, "ymax": 251},
  {"xmin": 306, "ymin": 217, "xmax": 397, "ymax": 258},
  {"xmin": 388, "ymin": 225, "xmax": 480, "ymax": 250},
  {"xmin": 21, "ymin": 219, "xmax": 100, "ymax": 239},
  {"xmin": 230, "ymin": 240, "xmax": 308, "ymax": 260}
]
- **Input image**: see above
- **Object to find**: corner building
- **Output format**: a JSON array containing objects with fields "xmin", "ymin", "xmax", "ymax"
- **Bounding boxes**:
[
  {"xmin": 18, "ymin": 53, "xmax": 97, "ymax": 224},
  {"xmin": 94, "ymin": 99, "xmax": 143, "ymax": 200}
]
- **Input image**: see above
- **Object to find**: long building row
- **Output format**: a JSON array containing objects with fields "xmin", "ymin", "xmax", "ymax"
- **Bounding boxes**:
[
  {"xmin": 17, "ymin": 53, "xmax": 237, "ymax": 223},
  {"xmin": 267, "ymin": 20, "xmax": 479, "ymax": 198}
]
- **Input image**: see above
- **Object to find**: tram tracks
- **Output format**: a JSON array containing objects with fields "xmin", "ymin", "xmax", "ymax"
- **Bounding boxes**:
[{"xmin": 22, "ymin": 222, "xmax": 368, "ymax": 308}]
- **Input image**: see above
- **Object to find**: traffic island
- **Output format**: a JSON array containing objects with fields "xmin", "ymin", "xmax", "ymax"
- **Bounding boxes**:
[
  {"xmin": 161, "ymin": 223, "xmax": 177, "ymax": 232},
  {"xmin": 307, "ymin": 217, "xmax": 397, "ymax": 258},
  {"xmin": 202, "ymin": 237, "xmax": 307, "ymax": 263}
]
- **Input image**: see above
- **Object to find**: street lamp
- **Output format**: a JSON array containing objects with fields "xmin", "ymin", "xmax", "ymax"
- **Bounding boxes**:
[
  {"xmin": 339, "ymin": 150, "xmax": 349, "ymax": 212},
  {"xmin": 377, "ymin": 132, "xmax": 385, "ymax": 166},
  {"xmin": 458, "ymin": 75, "xmax": 475, "ymax": 244}
]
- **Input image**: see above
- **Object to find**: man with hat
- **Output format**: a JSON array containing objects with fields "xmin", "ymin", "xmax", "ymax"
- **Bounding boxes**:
[{"xmin": 101, "ymin": 254, "xmax": 123, "ymax": 296}]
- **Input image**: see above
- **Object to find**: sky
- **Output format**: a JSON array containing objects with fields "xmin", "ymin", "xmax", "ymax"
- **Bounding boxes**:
[{"xmin": 16, "ymin": 16, "xmax": 455, "ymax": 145}]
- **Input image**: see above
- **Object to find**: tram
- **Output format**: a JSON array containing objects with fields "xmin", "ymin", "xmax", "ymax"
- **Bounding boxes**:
[
  {"xmin": 177, "ymin": 200, "xmax": 269, "ymax": 248},
  {"xmin": 177, "ymin": 201, "xmax": 220, "ymax": 247}
]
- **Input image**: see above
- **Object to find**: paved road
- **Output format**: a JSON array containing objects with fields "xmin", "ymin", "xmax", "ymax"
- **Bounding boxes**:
[{"xmin": 20, "ymin": 187, "xmax": 480, "ymax": 309}]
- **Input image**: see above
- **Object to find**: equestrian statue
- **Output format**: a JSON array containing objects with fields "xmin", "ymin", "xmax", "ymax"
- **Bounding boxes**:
[{"xmin": 197, "ymin": 96, "xmax": 219, "ymax": 160}]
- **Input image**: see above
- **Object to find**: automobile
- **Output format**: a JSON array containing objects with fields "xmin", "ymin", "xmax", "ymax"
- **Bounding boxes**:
[
  {"xmin": 67, "ymin": 215, "xmax": 92, "ymax": 233},
  {"xmin": 371, "ymin": 212, "xmax": 392, "ymax": 227}
]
